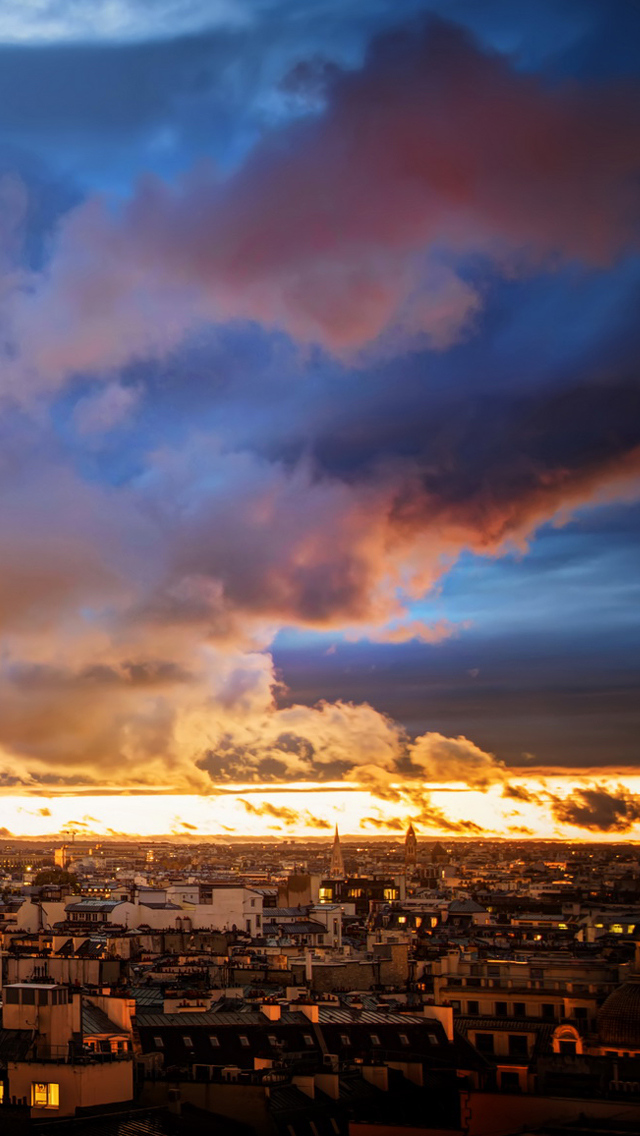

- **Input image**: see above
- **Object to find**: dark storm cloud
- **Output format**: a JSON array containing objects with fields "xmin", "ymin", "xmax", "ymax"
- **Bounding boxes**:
[
  {"xmin": 0, "ymin": 5, "xmax": 636, "ymax": 799},
  {"xmin": 6, "ymin": 17, "xmax": 640, "ymax": 386},
  {"xmin": 550, "ymin": 785, "xmax": 640, "ymax": 832}
]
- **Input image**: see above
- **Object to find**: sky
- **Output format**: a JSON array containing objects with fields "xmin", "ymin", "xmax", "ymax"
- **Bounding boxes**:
[{"xmin": 0, "ymin": 0, "xmax": 639, "ymax": 842}]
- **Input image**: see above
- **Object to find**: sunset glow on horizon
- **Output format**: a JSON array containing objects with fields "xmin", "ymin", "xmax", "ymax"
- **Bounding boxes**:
[
  {"xmin": 0, "ymin": 1, "xmax": 638, "ymax": 843},
  {"xmin": 3, "ymin": 776, "xmax": 640, "ymax": 844}
]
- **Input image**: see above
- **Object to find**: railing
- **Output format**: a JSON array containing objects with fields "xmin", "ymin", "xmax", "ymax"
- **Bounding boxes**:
[{"xmin": 32, "ymin": 1045, "xmax": 132, "ymax": 1065}]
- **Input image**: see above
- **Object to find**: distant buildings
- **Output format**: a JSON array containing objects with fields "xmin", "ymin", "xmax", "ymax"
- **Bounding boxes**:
[{"xmin": 2, "ymin": 833, "xmax": 640, "ymax": 1131}]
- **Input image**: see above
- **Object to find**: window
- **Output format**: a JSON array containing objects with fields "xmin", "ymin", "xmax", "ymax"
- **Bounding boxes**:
[
  {"xmin": 531, "ymin": 967, "xmax": 543, "ymax": 979},
  {"xmin": 398, "ymin": 1033, "xmax": 409, "ymax": 1046},
  {"xmin": 488, "ymin": 966, "xmax": 500, "ymax": 977},
  {"xmin": 370, "ymin": 1034, "xmax": 381, "ymax": 1046},
  {"xmin": 4, "ymin": 988, "xmax": 18, "ymax": 1004},
  {"xmin": 508, "ymin": 1035, "xmax": 529, "ymax": 1058},
  {"xmin": 495, "ymin": 1001, "xmax": 507, "ymax": 1016},
  {"xmin": 542, "ymin": 1003, "xmax": 556, "ymax": 1020},
  {"xmin": 340, "ymin": 1034, "xmax": 351, "ymax": 1047},
  {"xmin": 268, "ymin": 1035, "xmax": 278, "ymax": 1047},
  {"xmin": 239, "ymin": 1035, "xmax": 250, "ymax": 1047},
  {"xmin": 303, "ymin": 1035, "xmax": 314, "ymax": 1046},
  {"xmin": 468, "ymin": 1001, "xmax": 479, "ymax": 1015},
  {"xmin": 559, "ymin": 1040, "xmax": 577, "ymax": 1056},
  {"xmin": 475, "ymin": 1033, "xmax": 495, "ymax": 1055},
  {"xmin": 427, "ymin": 1033, "xmax": 440, "ymax": 1046},
  {"xmin": 183, "ymin": 1036, "xmax": 193, "ymax": 1048},
  {"xmin": 23, "ymin": 988, "xmax": 35, "ymax": 1005},
  {"xmin": 513, "ymin": 1002, "xmax": 526, "ymax": 1017},
  {"xmin": 31, "ymin": 1083, "xmax": 59, "ymax": 1109},
  {"xmin": 154, "ymin": 1037, "xmax": 164, "ymax": 1049},
  {"xmin": 574, "ymin": 1007, "xmax": 588, "ymax": 1020},
  {"xmin": 209, "ymin": 1036, "xmax": 220, "ymax": 1047}
]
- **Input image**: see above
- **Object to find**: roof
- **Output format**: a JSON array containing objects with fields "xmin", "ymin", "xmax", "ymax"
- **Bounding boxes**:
[
  {"xmin": 456, "ymin": 1016, "xmax": 555, "ymax": 1061},
  {"xmin": 82, "ymin": 1002, "xmax": 129, "ymax": 1038},
  {"xmin": 0, "ymin": 1027, "xmax": 34, "ymax": 1061},
  {"xmin": 129, "ymin": 985, "xmax": 165, "ymax": 1008},
  {"xmin": 448, "ymin": 899, "xmax": 487, "ymax": 913},
  {"xmin": 597, "ymin": 977, "xmax": 640, "ymax": 1048},
  {"xmin": 318, "ymin": 1009, "xmax": 439, "ymax": 1026},
  {"xmin": 66, "ymin": 900, "xmax": 123, "ymax": 912},
  {"xmin": 264, "ymin": 907, "xmax": 311, "ymax": 918},
  {"xmin": 264, "ymin": 920, "xmax": 326, "ymax": 935},
  {"xmin": 139, "ymin": 902, "xmax": 182, "ymax": 910}
]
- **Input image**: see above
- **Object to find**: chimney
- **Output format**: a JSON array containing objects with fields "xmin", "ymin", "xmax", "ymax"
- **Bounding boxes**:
[
  {"xmin": 292, "ymin": 1075, "xmax": 315, "ymax": 1099},
  {"xmin": 261, "ymin": 1003, "xmax": 281, "ymax": 1021},
  {"xmin": 299, "ymin": 1003, "xmax": 319, "ymax": 1023},
  {"xmin": 363, "ymin": 1065, "xmax": 389, "ymax": 1092},
  {"xmin": 305, "ymin": 947, "xmax": 313, "ymax": 984},
  {"xmin": 315, "ymin": 1073, "xmax": 339, "ymax": 1099}
]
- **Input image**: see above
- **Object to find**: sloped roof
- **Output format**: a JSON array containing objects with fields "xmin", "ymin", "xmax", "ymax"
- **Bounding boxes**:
[
  {"xmin": 0, "ymin": 1027, "xmax": 34, "ymax": 1061},
  {"xmin": 82, "ymin": 1002, "xmax": 129, "ymax": 1038}
]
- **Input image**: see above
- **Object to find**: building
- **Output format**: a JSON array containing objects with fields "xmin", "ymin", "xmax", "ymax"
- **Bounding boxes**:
[
  {"xmin": 405, "ymin": 824, "xmax": 417, "ymax": 870},
  {"xmin": 329, "ymin": 827, "xmax": 345, "ymax": 879},
  {"xmin": 0, "ymin": 983, "xmax": 134, "ymax": 1120}
]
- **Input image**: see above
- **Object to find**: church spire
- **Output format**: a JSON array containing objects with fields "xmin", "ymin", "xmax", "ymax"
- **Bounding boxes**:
[
  {"xmin": 330, "ymin": 824, "xmax": 345, "ymax": 878},
  {"xmin": 405, "ymin": 822, "xmax": 417, "ymax": 870}
]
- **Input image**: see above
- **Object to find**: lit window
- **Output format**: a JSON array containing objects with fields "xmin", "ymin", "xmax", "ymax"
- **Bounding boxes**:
[
  {"xmin": 239, "ymin": 1035, "xmax": 250, "ymax": 1047},
  {"xmin": 183, "ymin": 1036, "xmax": 193, "ymax": 1048},
  {"xmin": 209, "ymin": 1036, "xmax": 220, "ymax": 1047},
  {"xmin": 154, "ymin": 1037, "xmax": 164, "ymax": 1048},
  {"xmin": 31, "ymin": 1083, "xmax": 59, "ymax": 1109},
  {"xmin": 398, "ymin": 1033, "xmax": 409, "ymax": 1046},
  {"xmin": 398, "ymin": 916, "xmax": 406, "ymax": 924},
  {"xmin": 370, "ymin": 1034, "xmax": 381, "ymax": 1046}
]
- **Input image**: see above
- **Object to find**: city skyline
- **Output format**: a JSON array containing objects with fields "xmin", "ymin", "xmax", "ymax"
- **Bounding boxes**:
[{"xmin": 0, "ymin": 0, "xmax": 638, "ymax": 839}]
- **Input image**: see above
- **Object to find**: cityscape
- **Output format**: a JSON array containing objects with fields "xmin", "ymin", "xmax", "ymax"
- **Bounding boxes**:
[
  {"xmin": 0, "ymin": 0, "xmax": 639, "ymax": 1133},
  {"xmin": 2, "ymin": 828, "xmax": 640, "ymax": 1133}
]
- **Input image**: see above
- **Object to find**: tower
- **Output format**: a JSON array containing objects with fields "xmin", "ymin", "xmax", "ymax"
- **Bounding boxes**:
[
  {"xmin": 330, "ymin": 825, "xmax": 345, "ymax": 878},
  {"xmin": 405, "ymin": 823, "xmax": 417, "ymax": 870}
]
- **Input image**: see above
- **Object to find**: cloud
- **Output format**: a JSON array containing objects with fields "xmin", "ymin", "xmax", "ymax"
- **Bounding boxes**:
[
  {"xmin": 0, "ymin": 0, "xmax": 250, "ymax": 44},
  {"xmin": 502, "ymin": 784, "xmax": 542, "ymax": 804},
  {"xmin": 550, "ymin": 784, "xmax": 640, "ymax": 832},
  {"xmin": 407, "ymin": 733, "xmax": 507, "ymax": 788},
  {"xmin": 4, "ymin": 18, "xmax": 640, "ymax": 391},
  {"xmin": 238, "ymin": 798, "xmax": 332, "ymax": 830},
  {"xmin": 73, "ymin": 382, "xmax": 139, "ymax": 435}
]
